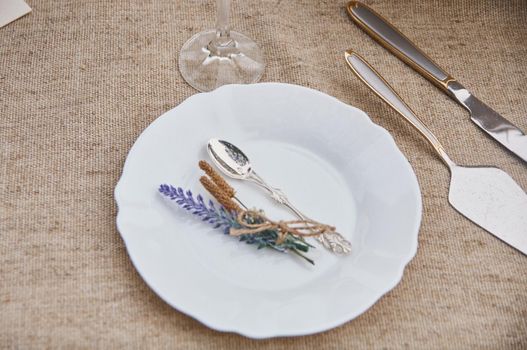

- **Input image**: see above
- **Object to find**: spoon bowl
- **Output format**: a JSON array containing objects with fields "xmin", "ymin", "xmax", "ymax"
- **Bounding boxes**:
[{"xmin": 207, "ymin": 138, "xmax": 252, "ymax": 180}]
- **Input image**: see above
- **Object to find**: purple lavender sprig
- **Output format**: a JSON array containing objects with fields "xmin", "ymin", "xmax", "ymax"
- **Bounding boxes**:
[
  {"xmin": 159, "ymin": 184, "xmax": 237, "ymax": 235},
  {"xmin": 159, "ymin": 184, "xmax": 315, "ymax": 264}
]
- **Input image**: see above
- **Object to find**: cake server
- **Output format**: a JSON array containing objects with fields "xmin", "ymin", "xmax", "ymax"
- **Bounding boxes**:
[
  {"xmin": 345, "ymin": 50, "xmax": 527, "ymax": 255},
  {"xmin": 346, "ymin": 1, "xmax": 527, "ymax": 163}
]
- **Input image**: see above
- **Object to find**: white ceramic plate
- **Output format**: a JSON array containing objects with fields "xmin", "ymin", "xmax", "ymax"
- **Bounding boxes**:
[{"xmin": 115, "ymin": 83, "xmax": 422, "ymax": 338}]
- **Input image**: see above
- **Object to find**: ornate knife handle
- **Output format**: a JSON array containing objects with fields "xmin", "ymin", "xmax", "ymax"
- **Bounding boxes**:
[
  {"xmin": 247, "ymin": 171, "xmax": 352, "ymax": 254},
  {"xmin": 347, "ymin": 1, "xmax": 454, "ymax": 91}
]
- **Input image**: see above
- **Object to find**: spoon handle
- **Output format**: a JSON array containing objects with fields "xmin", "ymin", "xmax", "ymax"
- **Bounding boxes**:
[
  {"xmin": 344, "ymin": 50, "xmax": 456, "ymax": 169},
  {"xmin": 248, "ymin": 171, "xmax": 352, "ymax": 254},
  {"xmin": 249, "ymin": 171, "xmax": 305, "ymax": 217}
]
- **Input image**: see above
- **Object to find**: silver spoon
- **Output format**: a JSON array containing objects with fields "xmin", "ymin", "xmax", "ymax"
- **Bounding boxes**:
[
  {"xmin": 345, "ymin": 50, "xmax": 527, "ymax": 255},
  {"xmin": 207, "ymin": 138, "xmax": 352, "ymax": 254}
]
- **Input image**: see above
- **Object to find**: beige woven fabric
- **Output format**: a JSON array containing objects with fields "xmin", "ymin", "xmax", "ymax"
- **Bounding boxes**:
[{"xmin": 1, "ymin": 0, "xmax": 526, "ymax": 348}]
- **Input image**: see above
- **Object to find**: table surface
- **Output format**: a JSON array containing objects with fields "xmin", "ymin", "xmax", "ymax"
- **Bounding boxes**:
[{"xmin": 1, "ymin": 0, "xmax": 526, "ymax": 348}]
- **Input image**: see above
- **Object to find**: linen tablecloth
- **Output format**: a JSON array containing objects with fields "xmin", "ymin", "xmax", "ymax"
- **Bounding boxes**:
[{"xmin": 1, "ymin": 0, "xmax": 526, "ymax": 348}]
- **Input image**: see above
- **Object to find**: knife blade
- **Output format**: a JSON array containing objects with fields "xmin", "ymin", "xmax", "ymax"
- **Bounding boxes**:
[{"xmin": 346, "ymin": 1, "xmax": 527, "ymax": 163}]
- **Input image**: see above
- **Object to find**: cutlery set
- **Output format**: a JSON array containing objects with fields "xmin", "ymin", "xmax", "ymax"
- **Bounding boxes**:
[{"xmin": 344, "ymin": 1, "xmax": 527, "ymax": 255}]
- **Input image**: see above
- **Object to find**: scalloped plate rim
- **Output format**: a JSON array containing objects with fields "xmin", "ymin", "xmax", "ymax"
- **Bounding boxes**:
[{"xmin": 114, "ymin": 82, "xmax": 422, "ymax": 338}]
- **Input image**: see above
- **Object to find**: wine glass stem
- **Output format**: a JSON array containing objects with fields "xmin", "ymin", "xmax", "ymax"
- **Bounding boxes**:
[
  {"xmin": 208, "ymin": 0, "xmax": 236, "ymax": 55},
  {"xmin": 216, "ymin": 0, "xmax": 231, "ymax": 40}
]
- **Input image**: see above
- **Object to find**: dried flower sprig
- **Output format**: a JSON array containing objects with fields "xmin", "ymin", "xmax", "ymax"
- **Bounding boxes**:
[
  {"xmin": 199, "ymin": 160, "xmax": 235, "ymax": 198},
  {"xmin": 199, "ymin": 176, "xmax": 241, "ymax": 213},
  {"xmin": 199, "ymin": 160, "xmax": 246, "ymax": 210},
  {"xmin": 159, "ymin": 184, "xmax": 315, "ymax": 264}
]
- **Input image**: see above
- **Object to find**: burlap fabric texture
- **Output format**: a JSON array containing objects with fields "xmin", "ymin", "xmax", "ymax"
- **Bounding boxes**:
[{"xmin": 1, "ymin": 0, "xmax": 526, "ymax": 348}]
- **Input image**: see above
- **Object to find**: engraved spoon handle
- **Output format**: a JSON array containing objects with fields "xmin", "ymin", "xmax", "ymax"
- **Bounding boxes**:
[
  {"xmin": 248, "ymin": 171, "xmax": 352, "ymax": 254},
  {"xmin": 248, "ymin": 171, "xmax": 306, "ymax": 218}
]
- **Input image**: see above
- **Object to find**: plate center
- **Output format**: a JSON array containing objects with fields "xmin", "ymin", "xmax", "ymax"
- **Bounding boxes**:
[{"xmin": 183, "ymin": 139, "xmax": 357, "ymax": 291}]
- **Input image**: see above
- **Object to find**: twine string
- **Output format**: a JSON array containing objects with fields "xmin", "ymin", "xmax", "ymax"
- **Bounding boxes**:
[{"xmin": 229, "ymin": 210, "xmax": 335, "ymax": 244}]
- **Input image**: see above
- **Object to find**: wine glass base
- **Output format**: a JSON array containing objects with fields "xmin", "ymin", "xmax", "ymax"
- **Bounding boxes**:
[{"xmin": 178, "ymin": 30, "xmax": 265, "ymax": 92}]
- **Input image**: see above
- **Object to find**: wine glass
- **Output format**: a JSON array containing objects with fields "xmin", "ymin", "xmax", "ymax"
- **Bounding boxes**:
[{"xmin": 178, "ymin": 0, "xmax": 265, "ymax": 92}]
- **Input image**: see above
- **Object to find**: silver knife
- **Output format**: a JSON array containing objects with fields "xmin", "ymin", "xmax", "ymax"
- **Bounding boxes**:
[{"xmin": 347, "ymin": 1, "xmax": 527, "ymax": 163}]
